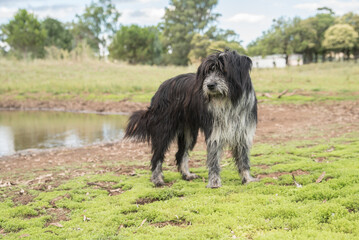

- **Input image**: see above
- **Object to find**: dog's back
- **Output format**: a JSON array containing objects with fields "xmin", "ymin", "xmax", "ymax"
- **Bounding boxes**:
[{"xmin": 125, "ymin": 73, "xmax": 200, "ymax": 143}]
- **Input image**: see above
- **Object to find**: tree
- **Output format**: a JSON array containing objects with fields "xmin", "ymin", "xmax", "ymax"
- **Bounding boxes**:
[
  {"xmin": 290, "ymin": 17, "xmax": 317, "ymax": 63},
  {"xmin": 208, "ymin": 41, "xmax": 245, "ymax": 54},
  {"xmin": 205, "ymin": 26, "xmax": 239, "ymax": 42},
  {"xmin": 268, "ymin": 17, "xmax": 296, "ymax": 63},
  {"xmin": 337, "ymin": 12, "xmax": 359, "ymax": 59},
  {"xmin": 71, "ymin": 21, "xmax": 98, "ymax": 53},
  {"xmin": 162, "ymin": 0, "xmax": 220, "ymax": 65},
  {"xmin": 337, "ymin": 12, "xmax": 359, "ymax": 33},
  {"xmin": 0, "ymin": 9, "xmax": 46, "ymax": 58},
  {"xmin": 109, "ymin": 25, "xmax": 162, "ymax": 65},
  {"xmin": 189, "ymin": 33, "xmax": 245, "ymax": 64},
  {"xmin": 247, "ymin": 17, "xmax": 295, "ymax": 63},
  {"xmin": 323, "ymin": 24, "xmax": 358, "ymax": 59},
  {"xmin": 307, "ymin": 9, "xmax": 336, "ymax": 62},
  {"xmin": 42, "ymin": 18, "xmax": 73, "ymax": 51},
  {"xmin": 73, "ymin": 0, "xmax": 120, "ymax": 55},
  {"xmin": 188, "ymin": 34, "xmax": 211, "ymax": 64},
  {"xmin": 247, "ymin": 9, "xmax": 335, "ymax": 64},
  {"xmin": 317, "ymin": 7, "xmax": 335, "ymax": 15}
]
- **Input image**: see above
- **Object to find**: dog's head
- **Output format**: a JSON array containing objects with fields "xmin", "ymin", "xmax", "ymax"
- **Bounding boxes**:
[{"xmin": 196, "ymin": 50, "xmax": 253, "ymax": 104}]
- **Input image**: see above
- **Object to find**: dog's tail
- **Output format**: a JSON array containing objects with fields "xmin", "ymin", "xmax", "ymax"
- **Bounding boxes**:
[{"xmin": 124, "ymin": 110, "xmax": 150, "ymax": 142}]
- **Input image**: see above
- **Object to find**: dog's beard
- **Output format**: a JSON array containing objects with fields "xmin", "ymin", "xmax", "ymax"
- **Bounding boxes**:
[{"xmin": 203, "ymin": 90, "xmax": 226, "ymax": 101}]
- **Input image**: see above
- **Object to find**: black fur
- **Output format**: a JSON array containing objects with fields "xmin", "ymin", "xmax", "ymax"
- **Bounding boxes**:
[{"xmin": 125, "ymin": 50, "xmax": 258, "ymax": 187}]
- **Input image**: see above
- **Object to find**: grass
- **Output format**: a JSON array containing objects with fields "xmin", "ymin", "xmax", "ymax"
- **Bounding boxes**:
[
  {"xmin": 1, "ymin": 134, "xmax": 359, "ymax": 239},
  {"xmin": 0, "ymin": 59, "xmax": 358, "ymax": 103},
  {"xmin": 253, "ymin": 62, "xmax": 359, "ymax": 93},
  {"xmin": 0, "ymin": 59, "xmax": 193, "ymax": 103},
  {"xmin": 1, "ymin": 59, "xmax": 359, "ymax": 239}
]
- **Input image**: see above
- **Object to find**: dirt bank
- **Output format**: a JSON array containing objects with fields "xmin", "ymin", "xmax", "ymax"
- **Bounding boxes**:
[{"xmin": 0, "ymin": 97, "xmax": 147, "ymax": 114}]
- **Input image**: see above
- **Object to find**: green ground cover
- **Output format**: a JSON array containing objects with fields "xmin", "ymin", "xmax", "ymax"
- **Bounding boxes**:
[
  {"xmin": 1, "ymin": 134, "xmax": 358, "ymax": 239},
  {"xmin": 0, "ymin": 59, "xmax": 358, "ymax": 103}
]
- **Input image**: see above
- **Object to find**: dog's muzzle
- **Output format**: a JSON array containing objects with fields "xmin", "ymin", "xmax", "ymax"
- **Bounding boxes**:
[
  {"xmin": 203, "ymin": 72, "xmax": 228, "ymax": 97},
  {"xmin": 207, "ymin": 82, "xmax": 217, "ymax": 91}
]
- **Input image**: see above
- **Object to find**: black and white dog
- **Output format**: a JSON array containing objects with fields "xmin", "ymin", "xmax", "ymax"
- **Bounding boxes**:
[{"xmin": 125, "ymin": 50, "xmax": 259, "ymax": 188}]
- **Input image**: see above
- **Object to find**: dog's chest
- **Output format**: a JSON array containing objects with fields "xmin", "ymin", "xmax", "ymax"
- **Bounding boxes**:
[{"xmin": 207, "ymin": 99, "xmax": 245, "ymax": 146}]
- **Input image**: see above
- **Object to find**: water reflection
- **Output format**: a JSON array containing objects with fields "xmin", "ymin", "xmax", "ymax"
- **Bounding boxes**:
[
  {"xmin": 0, "ymin": 111, "xmax": 128, "ymax": 156},
  {"xmin": 0, "ymin": 126, "xmax": 15, "ymax": 155}
]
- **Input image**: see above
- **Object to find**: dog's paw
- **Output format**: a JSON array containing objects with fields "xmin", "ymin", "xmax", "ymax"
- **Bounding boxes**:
[
  {"xmin": 152, "ymin": 179, "xmax": 165, "ymax": 187},
  {"xmin": 182, "ymin": 173, "xmax": 200, "ymax": 181},
  {"xmin": 206, "ymin": 177, "xmax": 222, "ymax": 188},
  {"xmin": 242, "ymin": 176, "xmax": 260, "ymax": 185},
  {"xmin": 151, "ymin": 175, "xmax": 165, "ymax": 187}
]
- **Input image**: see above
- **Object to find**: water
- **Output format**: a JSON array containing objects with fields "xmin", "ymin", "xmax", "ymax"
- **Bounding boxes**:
[{"xmin": 0, "ymin": 111, "xmax": 128, "ymax": 156}]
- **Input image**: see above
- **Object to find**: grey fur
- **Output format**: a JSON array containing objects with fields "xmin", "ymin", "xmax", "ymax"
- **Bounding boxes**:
[
  {"xmin": 203, "ymin": 72, "xmax": 229, "ymax": 97},
  {"xmin": 179, "ymin": 152, "xmax": 199, "ymax": 180},
  {"xmin": 177, "ymin": 128, "xmax": 199, "ymax": 180},
  {"xmin": 204, "ymin": 74, "xmax": 258, "ymax": 188},
  {"xmin": 151, "ymin": 161, "xmax": 164, "ymax": 187},
  {"xmin": 206, "ymin": 140, "xmax": 223, "ymax": 188}
]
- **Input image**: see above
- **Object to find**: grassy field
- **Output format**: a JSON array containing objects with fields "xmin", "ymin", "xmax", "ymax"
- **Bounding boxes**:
[
  {"xmin": 1, "ymin": 59, "xmax": 359, "ymax": 239},
  {"xmin": 1, "ymin": 134, "xmax": 359, "ymax": 239},
  {"xmin": 0, "ymin": 59, "xmax": 358, "ymax": 103}
]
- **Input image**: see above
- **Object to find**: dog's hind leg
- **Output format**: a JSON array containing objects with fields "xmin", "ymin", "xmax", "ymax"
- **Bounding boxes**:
[
  {"xmin": 150, "ymin": 139, "xmax": 170, "ymax": 187},
  {"xmin": 232, "ymin": 145, "xmax": 259, "ymax": 184},
  {"xmin": 176, "ymin": 129, "xmax": 199, "ymax": 181},
  {"xmin": 206, "ymin": 140, "xmax": 223, "ymax": 188},
  {"xmin": 150, "ymin": 151, "xmax": 165, "ymax": 187}
]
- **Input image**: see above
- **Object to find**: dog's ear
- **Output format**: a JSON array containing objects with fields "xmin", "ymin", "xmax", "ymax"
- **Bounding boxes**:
[
  {"xmin": 238, "ymin": 55, "xmax": 252, "ymax": 81},
  {"xmin": 225, "ymin": 52, "xmax": 254, "ymax": 104},
  {"xmin": 194, "ymin": 52, "xmax": 218, "ymax": 95},
  {"xmin": 194, "ymin": 58, "xmax": 208, "ymax": 96}
]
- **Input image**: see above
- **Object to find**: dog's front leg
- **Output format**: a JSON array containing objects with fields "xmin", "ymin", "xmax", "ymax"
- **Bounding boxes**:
[
  {"xmin": 232, "ymin": 145, "xmax": 259, "ymax": 184},
  {"xmin": 206, "ymin": 140, "xmax": 223, "ymax": 188}
]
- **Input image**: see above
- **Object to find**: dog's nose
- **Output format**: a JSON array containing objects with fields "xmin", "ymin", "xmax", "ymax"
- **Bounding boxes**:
[{"xmin": 207, "ymin": 83, "xmax": 217, "ymax": 90}]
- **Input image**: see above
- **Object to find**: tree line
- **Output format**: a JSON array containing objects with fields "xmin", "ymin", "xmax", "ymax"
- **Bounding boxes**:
[
  {"xmin": 0, "ymin": 0, "xmax": 243, "ymax": 65},
  {"xmin": 1, "ymin": 0, "xmax": 358, "ymax": 65},
  {"xmin": 247, "ymin": 7, "xmax": 359, "ymax": 63}
]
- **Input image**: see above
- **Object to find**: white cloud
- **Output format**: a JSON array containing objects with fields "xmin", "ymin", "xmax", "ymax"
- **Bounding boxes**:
[
  {"xmin": 114, "ymin": 0, "xmax": 161, "ymax": 3},
  {"xmin": 227, "ymin": 13, "xmax": 265, "ymax": 23},
  {"xmin": 29, "ymin": 5, "xmax": 82, "ymax": 21},
  {"xmin": 294, "ymin": 3, "xmax": 320, "ymax": 11},
  {"xmin": 294, "ymin": 0, "xmax": 359, "ymax": 14},
  {"xmin": 119, "ymin": 8, "xmax": 164, "ymax": 25},
  {"xmin": 138, "ymin": 0, "xmax": 161, "ymax": 3},
  {"xmin": 141, "ymin": 8, "xmax": 164, "ymax": 19},
  {"xmin": 0, "ymin": 5, "xmax": 82, "ymax": 22},
  {"xmin": 0, "ymin": 7, "xmax": 17, "ymax": 20}
]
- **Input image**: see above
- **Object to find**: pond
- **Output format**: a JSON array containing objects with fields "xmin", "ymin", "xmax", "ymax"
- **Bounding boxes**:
[{"xmin": 0, "ymin": 111, "xmax": 128, "ymax": 156}]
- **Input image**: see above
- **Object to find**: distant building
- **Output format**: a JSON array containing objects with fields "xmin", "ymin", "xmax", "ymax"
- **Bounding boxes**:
[
  {"xmin": 251, "ymin": 54, "xmax": 303, "ymax": 68},
  {"xmin": 288, "ymin": 54, "xmax": 303, "ymax": 66}
]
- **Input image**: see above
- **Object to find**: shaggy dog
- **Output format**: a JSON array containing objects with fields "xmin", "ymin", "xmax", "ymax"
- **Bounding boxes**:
[{"xmin": 125, "ymin": 50, "xmax": 259, "ymax": 188}]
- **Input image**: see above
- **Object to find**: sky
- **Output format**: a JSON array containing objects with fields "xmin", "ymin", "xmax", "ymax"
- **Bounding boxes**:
[{"xmin": 1, "ymin": 0, "xmax": 359, "ymax": 46}]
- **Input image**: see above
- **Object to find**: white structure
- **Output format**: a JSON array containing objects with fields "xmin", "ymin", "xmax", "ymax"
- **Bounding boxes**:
[
  {"xmin": 288, "ymin": 54, "xmax": 303, "ymax": 66},
  {"xmin": 251, "ymin": 54, "xmax": 303, "ymax": 68}
]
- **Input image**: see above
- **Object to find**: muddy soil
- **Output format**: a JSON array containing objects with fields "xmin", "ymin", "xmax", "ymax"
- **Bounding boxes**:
[
  {"xmin": 0, "ymin": 99, "xmax": 359, "ymax": 186},
  {"xmin": 0, "ymin": 97, "xmax": 147, "ymax": 114}
]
